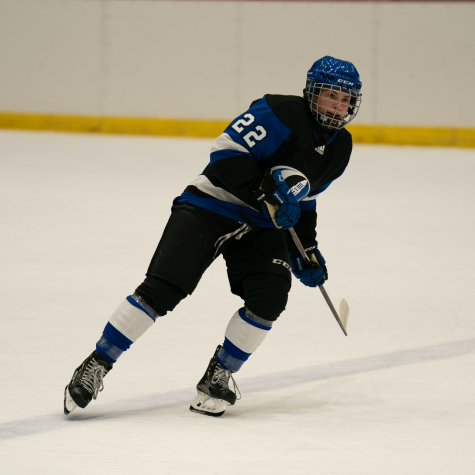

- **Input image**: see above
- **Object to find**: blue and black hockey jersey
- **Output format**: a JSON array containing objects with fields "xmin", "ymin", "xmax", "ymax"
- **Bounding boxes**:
[{"xmin": 174, "ymin": 94, "xmax": 353, "ymax": 250}]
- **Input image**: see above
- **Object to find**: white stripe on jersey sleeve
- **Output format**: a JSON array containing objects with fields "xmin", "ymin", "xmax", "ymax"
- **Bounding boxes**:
[
  {"xmin": 210, "ymin": 133, "xmax": 250, "ymax": 155},
  {"xmin": 188, "ymin": 175, "xmax": 258, "ymax": 210}
]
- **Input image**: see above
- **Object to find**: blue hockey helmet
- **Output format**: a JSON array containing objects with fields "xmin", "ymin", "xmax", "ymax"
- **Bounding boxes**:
[{"xmin": 304, "ymin": 56, "xmax": 362, "ymax": 131}]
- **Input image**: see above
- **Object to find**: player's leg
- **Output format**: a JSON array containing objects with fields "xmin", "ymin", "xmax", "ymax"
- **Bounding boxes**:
[
  {"xmin": 64, "ymin": 204, "xmax": 238, "ymax": 414},
  {"xmin": 215, "ymin": 271, "xmax": 290, "ymax": 371},
  {"xmin": 64, "ymin": 278, "xmax": 187, "ymax": 415},
  {"xmin": 94, "ymin": 203, "xmax": 223, "ymax": 366},
  {"xmin": 190, "ymin": 227, "xmax": 291, "ymax": 416}
]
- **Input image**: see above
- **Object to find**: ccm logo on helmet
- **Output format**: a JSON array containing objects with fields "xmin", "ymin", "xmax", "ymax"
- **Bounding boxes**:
[{"xmin": 337, "ymin": 79, "xmax": 354, "ymax": 86}]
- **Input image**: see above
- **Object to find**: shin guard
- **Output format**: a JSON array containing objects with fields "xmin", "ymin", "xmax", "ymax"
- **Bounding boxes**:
[
  {"xmin": 216, "ymin": 308, "xmax": 272, "ymax": 373},
  {"xmin": 95, "ymin": 294, "xmax": 158, "ymax": 363}
]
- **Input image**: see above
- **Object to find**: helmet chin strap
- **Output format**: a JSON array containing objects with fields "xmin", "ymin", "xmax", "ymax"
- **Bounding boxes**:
[{"xmin": 318, "ymin": 111, "xmax": 344, "ymax": 130}]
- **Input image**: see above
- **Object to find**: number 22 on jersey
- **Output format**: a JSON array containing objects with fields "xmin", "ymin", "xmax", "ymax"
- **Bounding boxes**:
[{"xmin": 231, "ymin": 114, "xmax": 267, "ymax": 148}]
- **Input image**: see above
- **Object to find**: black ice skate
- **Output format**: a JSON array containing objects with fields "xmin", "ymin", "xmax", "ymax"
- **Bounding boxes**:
[
  {"xmin": 63, "ymin": 350, "xmax": 113, "ymax": 415},
  {"xmin": 190, "ymin": 345, "xmax": 240, "ymax": 417}
]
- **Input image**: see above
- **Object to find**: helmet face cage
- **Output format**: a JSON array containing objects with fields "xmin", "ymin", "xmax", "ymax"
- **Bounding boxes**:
[{"xmin": 305, "ymin": 82, "xmax": 362, "ymax": 131}]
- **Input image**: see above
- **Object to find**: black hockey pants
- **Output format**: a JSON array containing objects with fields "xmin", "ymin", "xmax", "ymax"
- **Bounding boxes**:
[{"xmin": 135, "ymin": 203, "xmax": 292, "ymax": 322}]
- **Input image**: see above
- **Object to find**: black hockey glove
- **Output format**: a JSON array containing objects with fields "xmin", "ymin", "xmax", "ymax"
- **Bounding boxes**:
[
  {"xmin": 251, "ymin": 169, "xmax": 300, "ymax": 230},
  {"xmin": 290, "ymin": 244, "xmax": 328, "ymax": 288}
]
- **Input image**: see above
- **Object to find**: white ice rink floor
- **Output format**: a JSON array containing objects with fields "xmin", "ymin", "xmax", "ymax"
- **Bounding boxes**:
[{"xmin": 1, "ymin": 130, "xmax": 474, "ymax": 474}]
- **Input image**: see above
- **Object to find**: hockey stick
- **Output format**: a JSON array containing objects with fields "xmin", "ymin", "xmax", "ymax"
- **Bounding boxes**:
[
  {"xmin": 288, "ymin": 228, "xmax": 349, "ymax": 336},
  {"xmin": 260, "ymin": 188, "xmax": 349, "ymax": 335}
]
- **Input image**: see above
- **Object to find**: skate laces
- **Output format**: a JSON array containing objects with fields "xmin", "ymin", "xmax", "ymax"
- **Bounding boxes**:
[
  {"xmin": 212, "ymin": 366, "xmax": 241, "ymax": 401},
  {"xmin": 80, "ymin": 359, "xmax": 108, "ymax": 400}
]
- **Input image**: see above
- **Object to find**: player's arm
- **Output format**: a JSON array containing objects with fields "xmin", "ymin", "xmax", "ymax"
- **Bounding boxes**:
[
  {"xmin": 210, "ymin": 97, "xmax": 291, "ymax": 206},
  {"xmin": 210, "ymin": 154, "xmax": 263, "ymax": 205}
]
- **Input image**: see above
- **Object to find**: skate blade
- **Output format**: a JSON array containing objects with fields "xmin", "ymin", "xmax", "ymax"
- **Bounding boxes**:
[
  {"xmin": 64, "ymin": 385, "xmax": 78, "ymax": 415},
  {"xmin": 189, "ymin": 391, "xmax": 230, "ymax": 417}
]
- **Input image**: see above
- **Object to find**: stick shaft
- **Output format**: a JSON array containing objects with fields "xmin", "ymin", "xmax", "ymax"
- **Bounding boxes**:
[
  {"xmin": 289, "ymin": 228, "xmax": 311, "ymax": 263},
  {"xmin": 288, "ymin": 228, "xmax": 347, "ymax": 336},
  {"xmin": 319, "ymin": 286, "xmax": 348, "ymax": 336}
]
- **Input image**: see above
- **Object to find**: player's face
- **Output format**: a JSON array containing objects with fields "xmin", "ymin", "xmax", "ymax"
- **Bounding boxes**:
[{"xmin": 312, "ymin": 87, "xmax": 351, "ymax": 122}]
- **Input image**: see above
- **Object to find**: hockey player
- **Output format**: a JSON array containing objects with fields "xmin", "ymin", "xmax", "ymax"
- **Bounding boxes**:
[{"xmin": 64, "ymin": 56, "xmax": 362, "ymax": 417}]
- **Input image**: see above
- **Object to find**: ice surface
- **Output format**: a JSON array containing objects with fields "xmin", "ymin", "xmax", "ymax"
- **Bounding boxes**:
[{"xmin": 1, "ymin": 130, "xmax": 474, "ymax": 474}]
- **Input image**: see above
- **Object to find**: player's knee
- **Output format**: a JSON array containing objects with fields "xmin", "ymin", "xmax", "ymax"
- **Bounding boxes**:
[
  {"xmin": 242, "ymin": 273, "xmax": 291, "ymax": 322},
  {"xmin": 134, "ymin": 275, "xmax": 187, "ymax": 317}
]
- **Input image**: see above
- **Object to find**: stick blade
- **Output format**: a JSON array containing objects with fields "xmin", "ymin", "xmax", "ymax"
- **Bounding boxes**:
[{"xmin": 339, "ymin": 299, "xmax": 349, "ymax": 332}]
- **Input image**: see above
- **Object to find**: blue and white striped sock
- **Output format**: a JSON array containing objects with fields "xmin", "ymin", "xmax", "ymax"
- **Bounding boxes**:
[
  {"xmin": 95, "ymin": 294, "xmax": 158, "ymax": 363},
  {"xmin": 216, "ymin": 307, "xmax": 272, "ymax": 373}
]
